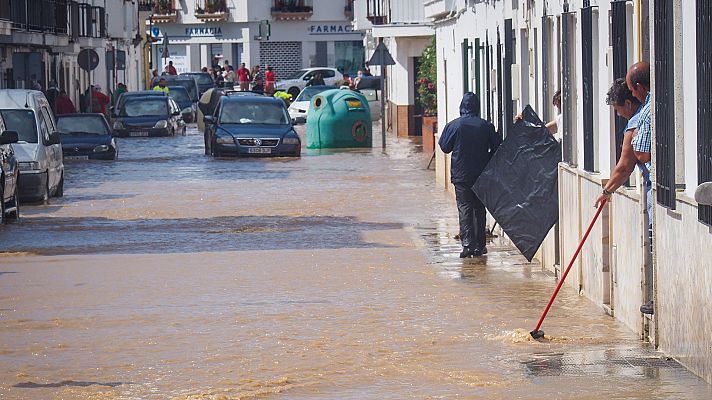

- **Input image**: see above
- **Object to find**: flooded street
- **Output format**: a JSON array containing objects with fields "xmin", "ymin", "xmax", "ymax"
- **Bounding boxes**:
[{"xmin": 1, "ymin": 124, "xmax": 710, "ymax": 399}]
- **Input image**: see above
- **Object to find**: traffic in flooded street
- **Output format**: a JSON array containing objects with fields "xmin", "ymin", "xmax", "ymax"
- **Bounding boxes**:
[{"xmin": 1, "ymin": 123, "xmax": 710, "ymax": 399}]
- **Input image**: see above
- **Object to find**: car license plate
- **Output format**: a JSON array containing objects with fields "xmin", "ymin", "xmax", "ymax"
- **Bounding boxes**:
[
  {"xmin": 130, "ymin": 131, "xmax": 149, "ymax": 137},
  {"xmin": 248, "ymin": 147, "xmax": 271, "ymax": 154},
  {"xmin": 65, "ymin": 155, "xmax": 89, "ymax": 160}
]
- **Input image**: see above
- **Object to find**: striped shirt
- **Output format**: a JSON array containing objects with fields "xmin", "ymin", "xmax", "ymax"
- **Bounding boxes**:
[{"xmin": 632, "ymin": 93, "xmax": 652, "ymax": 172}]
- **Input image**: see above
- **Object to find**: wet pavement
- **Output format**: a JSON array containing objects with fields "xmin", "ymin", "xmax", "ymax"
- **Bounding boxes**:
[{"xmin": 1, "ymin": 124, "xmax": 711, "ymax": 399}]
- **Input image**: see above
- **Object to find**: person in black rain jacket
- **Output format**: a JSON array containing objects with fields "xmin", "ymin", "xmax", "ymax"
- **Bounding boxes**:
[{"xmin": 438, "ymin": 92, "xmax": 502, "ymax": 257}]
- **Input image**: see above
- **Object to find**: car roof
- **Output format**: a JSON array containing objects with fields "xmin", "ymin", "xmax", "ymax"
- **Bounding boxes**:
[
  {"xmin": 122, "ymin": 91, "xmax": 165, "ymax": 97},
  {"xmin": 168, "ymin": 86, "xmax": 189, "ymax": 91},
  {"xmin": 0, "ymin": 89, "xmax": 47, "ymax": 109},
  {"xmin": 221, "ymin": 95, "xmax": 284, "ymax": 105},
  {"xmin": 124, "ymin": 96, "xmax": 168, "ymax": 103},
  {"xmin": 56, "ymin": 113, "xmax": 107, "ymax": 119}
]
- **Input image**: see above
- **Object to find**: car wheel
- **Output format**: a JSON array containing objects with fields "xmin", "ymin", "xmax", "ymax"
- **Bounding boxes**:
[
  {"xmin": 8, "ymin": 179, "xmax": 19, "ymax": 220},
  {"xmin": 41, "ymin": 172, "xmax": 50, "ymax": 205},
  {"xmin": 1, "ymin": 184, "xmax": 6, "ymax": 225},
  {"xmin": 288, "ymin": 87, "xmax": 300, "ymax": 100},
  {"xmin": 55, "ymin": 172, "xmax": 64, "ymax": 198}
]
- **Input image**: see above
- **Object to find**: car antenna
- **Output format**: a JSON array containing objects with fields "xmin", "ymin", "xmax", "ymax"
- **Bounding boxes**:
[{"xmin": 24, "ymin": 91, "xmax": 30, "ymax": 108}]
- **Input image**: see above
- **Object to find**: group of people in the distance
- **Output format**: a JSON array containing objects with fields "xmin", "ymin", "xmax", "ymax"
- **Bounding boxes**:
[
  {"xmin": 202, "ymin": 61, "xmax": 276, "ymax": 95},
  {"xmin": 43, "ymin": 79, "xmax": 123, "ymax": 116}
]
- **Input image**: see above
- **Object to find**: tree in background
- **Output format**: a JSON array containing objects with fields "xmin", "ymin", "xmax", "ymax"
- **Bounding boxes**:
[{"xmin": 416, "ymin": 36, "xmax": 437, "ymax": 116}]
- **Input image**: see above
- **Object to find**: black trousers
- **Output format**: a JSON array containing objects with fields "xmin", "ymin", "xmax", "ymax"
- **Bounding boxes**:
[{"xmin": 454, "ymin": 182, "xmax": 486, "ymax": 250}]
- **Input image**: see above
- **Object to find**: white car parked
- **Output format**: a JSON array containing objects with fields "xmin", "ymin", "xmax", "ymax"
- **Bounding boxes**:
[
  {"xmin": 275, "ymin": 68, "xmax": 340, "ymax": 100},
  {"xmin": 0, "ymin": 90, "xmax": 64, "ymax": 203}
]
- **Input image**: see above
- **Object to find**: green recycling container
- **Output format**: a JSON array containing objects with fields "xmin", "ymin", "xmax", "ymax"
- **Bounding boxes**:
[{"xmin": 306, "ymin": 88, "xmax": 372, "ymax": 149}]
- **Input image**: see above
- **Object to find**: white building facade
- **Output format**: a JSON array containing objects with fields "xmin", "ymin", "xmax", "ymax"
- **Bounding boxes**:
[
  {"xmin": 149, "ymin": 0, "xmax": 363, "ymax": 83},
  {"xmin": 353, "ymin": 0, "xmax": 433, "ymax": 138},
  {"xmin": 0, "ymin": 0, "xmax": 143, "ymax": 109},
  {"xmin": 430, "ymin": 0, "xmax": 712, "ymax": 384}
]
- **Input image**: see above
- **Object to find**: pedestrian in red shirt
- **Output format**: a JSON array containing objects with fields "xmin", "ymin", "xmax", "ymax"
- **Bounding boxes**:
[
  {"xmin": 167, "ymin": 60, "xmax": 177, "ymax": 75},
  {"xmin": 90, "ymin": 85, "xmax": 110, "ymax": 115},
  {"xmin": 238, "ymin": 62, "xmax": 251, "ymax": 91},
  {"xmin": 264, "ymin": 66, "xmax": 276, "ymax": 96},
  {"xmin": 56, "ymin": 90, "xmax": 76, "ymax": 115}
]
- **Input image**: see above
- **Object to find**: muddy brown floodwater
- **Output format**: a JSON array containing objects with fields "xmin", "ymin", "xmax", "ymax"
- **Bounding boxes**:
[{"xmin": 1, "ymin": 124, "xmax": 710, "ymax": 399}]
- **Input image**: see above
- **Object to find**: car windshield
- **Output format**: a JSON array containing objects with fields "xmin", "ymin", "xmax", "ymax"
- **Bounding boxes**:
[
  {"xmin": 295, "ymin": 86, "xmax": 330, "ymax": 102},
  {"xmin": 184, "ymin": 73, "xmax": 213, "ymax": 85},
  {"xmin": 220, "ymin": 102, "xmax": 289, "ymax": 125},
  {"xmin": 121, "ymin": 99, "xmax": 167, "ymax": 117},
  {"xmin": 0, "ymin": 110, "xmax": 38, "ymax": 143},
  {"xmin": 168, "ymin": 87, "xmax": 191, "ymax": 103},
  {"xmin": 57, "ymin": 116, "xmax": 109, "ymax": 135},
  {"xmin": 155, "ymin": 78, "xmax": 197, "ymax": 100},
  {"xmin": 285, "ymin": 69, "xmax": 309, "ymax": 80}
]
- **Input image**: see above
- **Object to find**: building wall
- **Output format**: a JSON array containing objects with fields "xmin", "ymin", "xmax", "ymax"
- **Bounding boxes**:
[{"xmin": 431, "ymin": 0, "xmax": 712, "ymax": 383}]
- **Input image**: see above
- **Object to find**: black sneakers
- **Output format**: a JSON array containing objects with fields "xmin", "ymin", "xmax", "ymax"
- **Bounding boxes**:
[{"xmin": 640, "ymin": 301, "xmax": 654, "ymax": 315}]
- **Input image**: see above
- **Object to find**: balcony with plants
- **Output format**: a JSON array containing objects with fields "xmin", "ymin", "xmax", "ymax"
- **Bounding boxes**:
[
  {"xmin": 146, "ymin": 0, "xmax": 179, "ymax": 23},
  {"xmin": 271, "ymin": 0, "xmax": 313, "ymax": 21},
  {"xmin": 195, "ymin": 0, "xmax": 229, "ymax": 22}
]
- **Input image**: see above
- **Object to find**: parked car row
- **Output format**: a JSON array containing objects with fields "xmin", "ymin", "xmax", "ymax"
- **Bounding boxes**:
[{"xmin": 0, "ymin": 86, "xmax": 197, "ymax": 224}]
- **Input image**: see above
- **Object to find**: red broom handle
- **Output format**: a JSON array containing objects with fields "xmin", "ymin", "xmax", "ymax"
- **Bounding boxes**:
[{"xmin": 532, "ymin": 198, "xmax": 607, "ymax": 333}]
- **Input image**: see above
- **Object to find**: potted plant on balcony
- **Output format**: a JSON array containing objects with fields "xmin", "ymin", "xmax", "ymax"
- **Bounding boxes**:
[
  {"xmin": 416, "ymin": 37, "xmax": 438, "ymax": 152},
  {"xmin": 155, "ymin": 0, "xmax": 171, "ymax": 15}
]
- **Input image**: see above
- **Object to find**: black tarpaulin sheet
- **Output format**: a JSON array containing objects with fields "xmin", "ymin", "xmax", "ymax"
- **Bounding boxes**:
[{"xmin": 472, "ymin": 105, "xmax": 561, "ymax": 261}]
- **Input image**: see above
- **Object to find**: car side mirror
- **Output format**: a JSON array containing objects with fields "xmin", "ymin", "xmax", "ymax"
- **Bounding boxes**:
[
  {"xmin": 47, "ymin": 131, "xmax": 61, "ymax": 146},
  {"xmin": 0, "ymin": 130, "xmax": 19, "ymax": 145},
  {"xmin": 203, "ymin": 115, "xmax": 214, "ymax": 124}
]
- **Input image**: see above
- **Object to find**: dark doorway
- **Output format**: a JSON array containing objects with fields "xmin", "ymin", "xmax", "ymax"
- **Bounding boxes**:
[{"xmin": 413, "ymin": 56, "xmax": 423, "ymax": 137}]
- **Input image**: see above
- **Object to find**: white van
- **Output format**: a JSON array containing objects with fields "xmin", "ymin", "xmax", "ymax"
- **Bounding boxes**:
[{"xmin": 0, "ymin": 90, "xmax": 64, "ymax": 203}]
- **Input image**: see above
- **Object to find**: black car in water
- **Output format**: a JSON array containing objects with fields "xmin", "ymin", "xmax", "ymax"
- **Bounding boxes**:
[
  {"xmin": 204, "ymin": 95, "xmax": 301, "ymax": 157},
  {"xmin": 0, "ymin": 113, "xmax": 19, "ymax": 223},
  {"xmin": 112, "ymin": 96, "xmax": 186, "ymax": 137},
  {"xmin": 168, "ymin": 86, "xmax": 196, "ymax": 123},
  {"xmin": 181, "ymin": 72, "xmax": 215, "ymax": 96},
  {"xmin": 56, "ymin": 114, "xmax": 117, "ymax": 160},
  {"xmin": 151, "ymin": 76, "xmax": 199, "ymax": 103},
  {"xmin": 111, "ymin": 91, "xmax": 166, "ymax": 120}
]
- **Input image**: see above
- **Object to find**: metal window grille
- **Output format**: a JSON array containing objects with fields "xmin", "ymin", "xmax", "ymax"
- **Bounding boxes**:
[
  {"xmin": 561, "ymin": 12, "xmax": 576, "ymax": 166},
  {"xmin": 698, "ymin": 0, "xmax": 712, "ymax": 225},
  {"xmin": 462, "ymin": 39, "xmax": 469, "ymax": 94},
  {"xmin": 497, "ymin": 28, "xmax": 503, "ymax": 134},
  {"xmin": 611, "ymin": 0, "xmax": 629, "ymax": 185},
  {"xmin": 581, "ymin": 5, "xmax": 595, "ymax": 171},
  {"xmin": 474, "ymin": 38, "xmax": 481, "ymax": 99},
  {"xmin": 654, "ymin": 0, "xmax": 676, "ymax": 209},
  {"xmin": 503, "ymin": 19, "xmax": 514, "ymax": 139},
  {"xmin": 541, "ymin": 15, "xmax": 552, "ymax": 123},
  {"xmin": 485, "ymin": 33, "xmax": 492, "ymax": 122}
]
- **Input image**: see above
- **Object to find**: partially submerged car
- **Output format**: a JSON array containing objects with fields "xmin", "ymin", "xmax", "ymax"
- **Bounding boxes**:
[
  {"xmin": 288, "ymin": 85, "xmax": 332, "ymax": 124},
  {"xmin": 274, "ymin": 67, "xmax": 339, "ymax": 100},
  {"xmin": 204, "ymin": 95, "xmax": 301, "ymax": 157},
  {"xmin": 56, "ymin": 113, "xmax": 117, "ymax": 160},
  {"xmin": 168, "ymin": 86, "xmax": 197, "ymax": 123},
  {"xmin": 112, "ymin": 96, "xmax": 186, "ymax": 137},
  {"xmin": 0, "ymin": 89, "xmax": 64, "ymax": 203},
  {"xmin": 181, "ymin": 72, "xmax": 215, "ymax": 96},
  {"xmin": 0, "ymin": 112, "xmax": 19, "ymax": 223}
]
